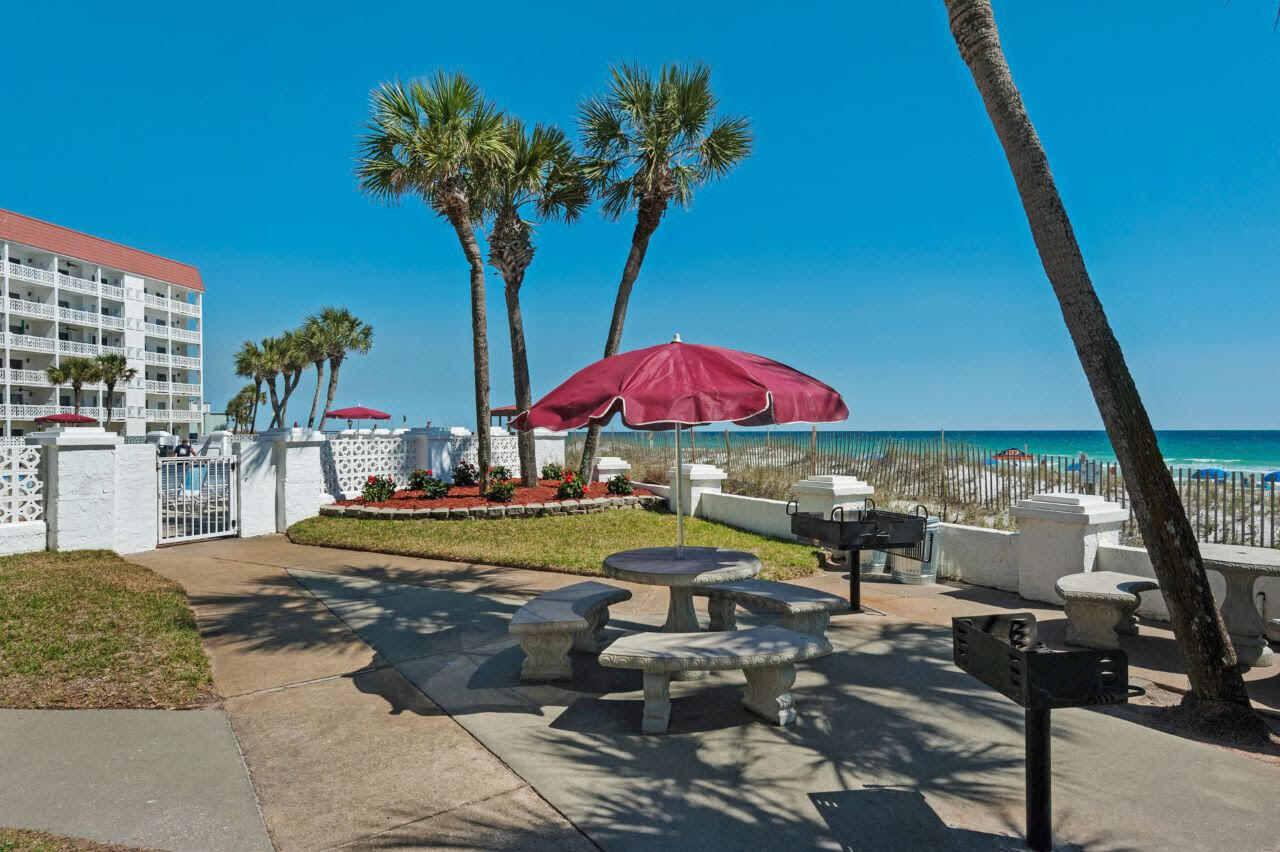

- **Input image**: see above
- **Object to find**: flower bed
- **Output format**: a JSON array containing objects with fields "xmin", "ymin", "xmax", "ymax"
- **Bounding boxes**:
[{"xmin": 326, "ymin": 478, "xmax": 660, "ymax": 520}]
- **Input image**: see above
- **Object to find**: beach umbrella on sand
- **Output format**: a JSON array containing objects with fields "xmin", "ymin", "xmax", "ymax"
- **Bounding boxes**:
[
  {"xmin": 324, "ymin": 405, "xmax": 391, "ymax": 432},
  {"xmin": 511, "ymin": 335, "xmax": 848, "ymax": 557},
  {"xmin": 1191, "ymin": 467, "xmax": 1229, "ymax": 481}
]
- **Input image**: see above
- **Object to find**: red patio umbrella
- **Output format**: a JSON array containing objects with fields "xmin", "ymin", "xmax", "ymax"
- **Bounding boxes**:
[
  {"xmin": 35, "ymin": 412, "xmax": 98, "ymax": 425},
  {"xmin": 512, "ymin": 336, "xmax": 848, "ymax": 554},
  {"xmin": 324, "ymin": 405, "xmax": 391, "ymax": 433}
]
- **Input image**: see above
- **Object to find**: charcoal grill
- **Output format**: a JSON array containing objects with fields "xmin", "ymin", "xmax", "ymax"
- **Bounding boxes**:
[
  {"xmin": 952, "ymin": 613, "xmax": 1138, "ymax": 851},
  {"xmin": 787, "ymin": 500, "xmax": 932, "ymax": 611}
]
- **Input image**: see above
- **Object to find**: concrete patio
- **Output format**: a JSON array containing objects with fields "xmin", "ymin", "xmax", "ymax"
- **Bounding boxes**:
[{"xmin": 132, "ymin": 536, "xmax": 1280, "ymax": 850}]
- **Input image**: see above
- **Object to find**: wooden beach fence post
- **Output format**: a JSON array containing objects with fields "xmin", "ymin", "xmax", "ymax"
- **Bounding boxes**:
[{"xmin": 723, "ymin": 429, "xmax": 731, "ymax": 477}]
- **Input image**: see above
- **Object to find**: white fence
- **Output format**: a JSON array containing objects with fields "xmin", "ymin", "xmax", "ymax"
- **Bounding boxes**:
[
  {"xmin": 320, "ymin": 431, "xmax": 522, "ymax": 498},
  {"xmin": 0, "ymin": 445, "xmax": 43, "ymax": 524}
]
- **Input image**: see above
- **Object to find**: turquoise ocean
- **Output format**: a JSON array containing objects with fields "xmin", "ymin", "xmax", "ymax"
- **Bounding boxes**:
[{"xmin": 823, "ymin": 430, "xmax": 1280, "ymax": 472}]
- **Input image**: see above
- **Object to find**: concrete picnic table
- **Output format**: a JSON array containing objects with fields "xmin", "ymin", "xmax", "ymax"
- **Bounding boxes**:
[{"xmin": 1200, "ymin": 542, "xmax": 1280, "ymax": 667}]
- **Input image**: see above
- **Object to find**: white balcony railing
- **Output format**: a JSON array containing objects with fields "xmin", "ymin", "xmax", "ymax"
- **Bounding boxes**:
[
  {"xmin": 144, "ymin": 351, "xmax": 169, "ymax": 366},
  {"xmin": 0, "ymin": 369, "xmax": 52, "ymax": 385},
  {"xmin": 169, "ymin": 327, "xmax": 200, "ymax": 344},
  {"xmin": 58, "ymin": 306, "xmax": 100, "ymax": 326},
  {"xmin": 5, "ymin": 333, "xmax": 56, "ymax": 353},
  {"xmin": 7, "ymin": 262, "xmax": 55, "ymax": 285},
  {"xmin": 58, "ymin": 339, "xmax": 99, "ymax": 357},
  {"xmin": 170, "ymin": 353, "xmax": 200, "ymax": 369},
  {"xmin": 57, "ymin": 273, "xmax": 98, "ymax": 296},
  {"xmin": 3, "ymin": 403, "xmax": 58, "ymax": 419},
  {"xmin": 100, "ymin": 343, "xmax": 126, "ymax": 357},
  {"xmin": 101, "ymin": 314, "xmax": 125, "ymax": 331},
  {"xmin": 100, "ymin": 283, "xmax": 124, "ymax": 301},
  {"xmin": 170, "ymin": 300, "xmax": 199, "ymax": 317},
  {"xmin": 143, "ymin": 293, "xmax": 169, "ymax": 310},
  {"xmin": 146, "ymin": 380, "xmax": 170, "ymax": 393},
  {"xmin": 172, "ymin": 381, "xmax": 201, "ymax": 395},
  {"xmin": 8, "ymin": 297, "xmax": 54, "ymax": 319}
]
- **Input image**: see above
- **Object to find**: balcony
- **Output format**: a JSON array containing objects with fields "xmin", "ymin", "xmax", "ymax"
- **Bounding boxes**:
[
  {"xmin": 0, "ymin": 369, "xmax": 52, "ymax": 386},
  {"xmin": 58, "ymin": 306, "xmax": 101, "ymax": 326},
  {"xmin": 58, "ymin": 339, "xmax": 99, "ymax": 357},
  {"xmin": 144, "ymin": 351, "xmax": 169, "ymax": 366},
  {"xmin": 170, "ymin": 353, "xmax": 200, "ymax": 369},
  {"xmin": 101, "ymin": 314, "xmax": 125, "ymax": 331},
  {"xmin": 144, "ymin": 322, "xmax": 201, "ymax": 344},
  {"xmin": 5, "ymin": 332, "xmax": 56, "ymax": 353},
  {"xmin": 144, "ymin": 293, "xmax": 200, "ymax": 317},
  {"xmin": 7, "ymin": 262, "xmax": 55, "ymax": 286},
  {"xmin": 8, "ymin": 297, "xmax": 54, "ymax": 319},
  {"xmin": 57, "ymin": 272, "xmax": 99, "ymax": 296},
  {"xmin": 101, "ymin": 283, "xmax": 124, "ymax": 301},
  {"xmin": 172, "ymin": 381, "xmax": 200, "ymax": 395},
  {"xmin": 146, "ymin": 379, "xmax": 170, "ymax": 393}
]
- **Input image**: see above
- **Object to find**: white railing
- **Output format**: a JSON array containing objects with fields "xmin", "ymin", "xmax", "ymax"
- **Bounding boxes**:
[
  {"xmin": 58, "ymin": 306, "xmax": 100, "ymax": 326},
  {"xmin": 146, "ymin": 380, "xmax": 170, "ymax": 394},
  {"xmin": 169, "ymin": 326, "xmax": 200, "ymax": 343},
  {"xmin": 170, "ymin": 354, "xmax": 200, "ymax": 369},
  {"xmin": 4, "ymin": 404, "xmax": 57, "ymax": 419},
  {"xmin": 170, "ymin": 300, "xmax": 199, "ymax": 317},
  {"xmin": 0, "ymin": 369, "xmax": 51, "ymax": 385},
  {"xmin": 144, "ymin": 293, "xmax": 170, "ymax": 310},
  {"xmin": 0, "ymin": 444, "xmax": 43, "ymax": 524},
  {"xmin": 8, "ymin": 298, "xmax": 54, "ymax": 318},
  {"xmin": 5, "ymin": 333, "xmax": 56, "ymax": 353},
  {"xmin": 172, "ymin": 382, "xmax": 201, "ymax": 395},
  {"xmin": 158, "ymin": 456, "xmax": 236, "ymax": 544},
  {"xmin": 101, "ymin": 314, "xmax": 125, "ymax": 331},
  {"xmin": 100, "ymin": 343, "xmax": 126, "ymax": 356},
  {"xmin": 100, "ymin": 283, "xmax": 124, "ymax": 301},
  {"xmin": 7, "ymin": 262, "xmax": 55, "ymax": 285},
  {"xmin": 58, "ymin": 339, "xmax": 98, "ymax": 356},
  {"xmin": 144, "ymin": 351, "xmax": 169, "ymax": 365},
  {"xmin": 143, "ymin": 322, "xmax": 169, "ymax": 338},
  {"xmin": 57, "ymin": 273, "xmax": 98, "ymax": 296},
  {"xmin": 322, "ymin": 434, "xmax": 415, "ymax": 497}
]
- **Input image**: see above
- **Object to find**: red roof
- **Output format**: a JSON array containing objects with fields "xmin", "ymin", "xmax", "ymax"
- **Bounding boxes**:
[
  {"xmin": 0, "ymin": 209, "xmax": 204, "ymax": 292},
  {"xmin": 491, "ymin": 405, "xmax": 518, "ymax": 415}
]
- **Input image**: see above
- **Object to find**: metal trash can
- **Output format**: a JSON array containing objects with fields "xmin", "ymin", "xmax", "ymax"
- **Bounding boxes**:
[{"xmin": 891, "ymin": 515, "xmax": 939, "ymax": 585}]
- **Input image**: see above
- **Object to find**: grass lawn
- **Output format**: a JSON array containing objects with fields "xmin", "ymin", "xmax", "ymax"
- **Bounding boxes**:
[
  {"xmin": 0, "ymin": 829, "xmax": 140, "ymax": 851},
  {"xmin": 289, "ymin": 509, "xmax": 823, "ymax": 581},
  {"xmin": 0, "ymin": 551, "xmax": 214, "ymax": 709}
]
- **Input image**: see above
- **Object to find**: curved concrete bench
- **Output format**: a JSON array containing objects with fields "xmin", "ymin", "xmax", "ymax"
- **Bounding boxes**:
[
  {"xmin": 1055, "ymin": 571, "xmax": 1161, "ymax": 650},
  {"xmin": 691, "ymin": 579, "xmax": 848, "ymax": 638},
  {"xmin": 510, "ymin": 581, "xmax": 632, "ymax": 681},
  {"xmin": 598, "ymin": 625, "xmax": 832, "ymax": 734}
]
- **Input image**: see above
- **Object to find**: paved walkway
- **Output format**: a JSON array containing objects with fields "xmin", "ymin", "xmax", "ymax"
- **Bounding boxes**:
[
  {"xmin": 134, "ymin": 536, "xmax": 1280, "ymax": 850},
  {"xmin": 0, "ymin": 708, "xmax": 271, "ymax": 850}
]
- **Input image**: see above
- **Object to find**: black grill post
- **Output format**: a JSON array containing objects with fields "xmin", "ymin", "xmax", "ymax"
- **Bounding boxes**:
[
  {"xmin": 848, "ymin": 548, "xmax": 861, "ymax": 612},
  {"xmin": 1025, "ymin": 705, "xmax": 1051, "ymax": 851}
]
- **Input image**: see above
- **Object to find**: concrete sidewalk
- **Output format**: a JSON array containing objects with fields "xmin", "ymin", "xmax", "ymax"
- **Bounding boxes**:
[
  {"xmin": 136, "ymin": 536, "xmax": 1280, "ymax": 850},
  {"xmin": 0, "ymin": 708, "xmax": 271, "ymax": 850}
]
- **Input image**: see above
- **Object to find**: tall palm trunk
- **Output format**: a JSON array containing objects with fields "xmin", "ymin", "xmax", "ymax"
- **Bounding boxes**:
[
  {"xmin": 448, "ymin": 211, "xmax": 491, "ymax": 493},
  {"xmin": 502, "ymin": 272, "xmax": 537, "ymax": 485},
  {"xmin": 307, "ymin": 361, "xmax": 325, "ymax": 429},
  {"xmin": 266, "ymin": 375, "xmax": 282, "ymax": 429},
  {"xmin": 944, "ymin": 0, "xmax": 1258, "ymax": 728},
  {"xmin": 318, "ymin": 356, "xmax": 344, "ymax": 432},
  {"xmin": 103, "ymin": 381, "xmax": 115, "ymax": 426},
  {"xmin": 577, "ymin": 200, "xmax": 664, "ymax": 480},
  {"xmin": 250, "ymin": 379, "xmax": 263, "ymax": 433},
  {"xmin": 71, "ymin": 384, "xmax": 82, "ymax": 415}
]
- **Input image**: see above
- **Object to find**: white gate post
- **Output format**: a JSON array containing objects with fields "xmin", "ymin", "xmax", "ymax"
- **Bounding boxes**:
[
  {"xmin": 257, "ymin": 427, "xmax": 328, "ymax": 532},
  {"xmin": 1010, "ymin": 492, "xmax": 1129, "ymax": 604}
]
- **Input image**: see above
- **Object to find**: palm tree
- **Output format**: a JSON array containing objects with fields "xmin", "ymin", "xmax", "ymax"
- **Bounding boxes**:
[
  {"xmin": 260, "ymin": 332, "xmax": 307, "ymax": 429},
  {"xmin": 226, "ymin": 383, "xmax": 262, "ymax": 433},
  {"xmin": 574, "ymin": 63, "xmax": 753, "ymax": 479},
  {"xmin": 484, "ymin": 119, "xmax": 589, "ymax": 485},
  {"xmin": 45, "ymin": 357, "xmax": 101, "ymax": 415},
  {"xmin": 942, "ymin": 0, "xmax": 1261, "ymax": 735},
  {"xmin": 309, "ymin": 307, "xmax": 373, "ymax": 432},
  {"xmin": 233, "ymin": 339, "xmax": 269, "ymax": 433},
  {"xmin": 94, "ymin": 353, "xmax": 137, "ymax": 429},
  {"xmin": 357, "ymin": 72, "xmax": 512, "ymax": 491},
  {"xmin": 298, "ymin": 314, "xmax": 330, "ymax": 429}
]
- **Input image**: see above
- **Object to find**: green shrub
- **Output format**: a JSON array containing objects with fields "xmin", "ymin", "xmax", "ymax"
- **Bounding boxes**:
[
  {"xmin": 408, "ymin": 468, "xmax": 433, "ymax": 491},
  {"xmin": 361, "ymin": 474, "xmax": 395, "ymax": 502},
  {"xmin": 452, "ymin": 460, "xmax": 479, "ymax": 486},
  {"xmin": 485, "ymin": 478, "xmax": 517, "ymax": 503},
  {"xmin": 489, "ymin": 464, "xmax": 513, "ymax": 481},
  {"xmin": 606, "ymin": 473, "xmax": 634, "ymax": 496},
  {"xmin": 556, "ymin": 470, "xmax": 586, "ymax": 500},
  {"xmin": 540, "ymin": 461, "xmax": 563, "ymax": 480},
  {"xmin": 409, "ymin": 468, "xmax": 450, "ymax": 500}
]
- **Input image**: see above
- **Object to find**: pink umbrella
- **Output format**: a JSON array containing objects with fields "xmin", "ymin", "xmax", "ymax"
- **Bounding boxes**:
[
  {"xmin": 513, "ymin": 335, "xmax": 848, "ymax": 554},
  {"xmin": 324, "ymin": 405, "xmax": 391, "ymax": 432},
  {"xmin": 35, "ymin": 412, "xmax": 98, "ymax": 425}
]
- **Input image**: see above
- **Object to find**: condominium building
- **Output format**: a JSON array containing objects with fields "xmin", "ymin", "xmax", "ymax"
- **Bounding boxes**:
[{"xmin": 0, "ymin": 209, "xmax": 204, "ymax": 437}]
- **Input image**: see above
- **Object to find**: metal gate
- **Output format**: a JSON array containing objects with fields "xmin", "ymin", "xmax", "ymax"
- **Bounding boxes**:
[{"xmin": 158, "ymin": 456, "xmax": 237, "ymax": 545}]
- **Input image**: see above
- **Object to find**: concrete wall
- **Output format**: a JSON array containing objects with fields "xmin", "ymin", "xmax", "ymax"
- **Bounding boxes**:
[
  {"xmin": 933, "ymin": 524, "xmax": 1019, "ymax": 593},
  {"xmin": 0, "ymin": 521, "xmax": 46, "ymax": 556},
  {"xmin": 236, "ymin": 441, "xmax": 277, "ymax": 538},
  {"xmin": 699, "ymin": 491, "xmax": 795, "ymax": 541},
  {"xmin": 113, "ymin": 443, "xmax": 157, "ymax": 553}
]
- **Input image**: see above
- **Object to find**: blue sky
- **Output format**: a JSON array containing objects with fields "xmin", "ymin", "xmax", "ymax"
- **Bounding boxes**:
[{"xmin": 3, "ymin": 2, "xmax": 1276, "ymax": 430}]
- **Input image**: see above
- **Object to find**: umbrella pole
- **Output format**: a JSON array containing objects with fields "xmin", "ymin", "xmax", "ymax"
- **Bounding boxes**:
[{"xmin": 675, "ymin": 425, "xmax": 684, "ymax": 559}]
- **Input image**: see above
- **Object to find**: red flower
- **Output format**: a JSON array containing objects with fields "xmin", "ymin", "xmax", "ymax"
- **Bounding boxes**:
[
  {"xmin": 565, "ymin": 471, "xmax": 574, "ymax": 481},
  {"xmin": 426, "ymin": 469, "xmax": 433, "ymax": 476},
  {"xmin": 367, "ymin": 475, "xmax": 375, "ymax": 482}
]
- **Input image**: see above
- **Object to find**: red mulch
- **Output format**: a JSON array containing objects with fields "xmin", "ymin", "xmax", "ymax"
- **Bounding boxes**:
[{"xmin": 338, "ymin": 479, "xmax": 651, "ymax": 510}]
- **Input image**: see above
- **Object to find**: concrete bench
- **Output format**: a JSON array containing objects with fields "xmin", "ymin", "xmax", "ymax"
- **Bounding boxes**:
[
  {"xmin": 597, "ymin": 625, "xmax": 832, "ymax": 734},
  {"xmin": 1055, "ymin": 571, "xmax": 1161, "ymax": 650},
  {"xmin": 691, "ymin": 579, "xmax": 848, "ymax": 638},
  {"xmin": 510, "ymin": 581, "xmax": 632, "ymax": 681}
]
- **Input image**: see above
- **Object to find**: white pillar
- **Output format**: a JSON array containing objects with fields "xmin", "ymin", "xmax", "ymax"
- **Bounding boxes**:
[
  {"xmin": 591, "ymin": 456, "xmax": 632, "ymax": 483},
  {"xmin": 665, "ymin": 462, "xmax": 727, "ymax": 517},
  {"xmin": 257, "ymin": 426, "xmax": 327, "ymax": 532},
  {"xmin": 1009, "ymin": 492, "xmax": 1129, "ymax": 604},
  {"xmin": 791, "ymin": 474, "xmax": 874, "ymax": 520},
  {"xmin": 533, "ymin": 428, "xmax": 566, "ymax": 478}
]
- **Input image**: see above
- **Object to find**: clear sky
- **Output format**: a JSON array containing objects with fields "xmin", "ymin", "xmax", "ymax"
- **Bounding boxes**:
[{"xmin": 3, "ymin": 2, "xmax": 1276, "ymax": 431}]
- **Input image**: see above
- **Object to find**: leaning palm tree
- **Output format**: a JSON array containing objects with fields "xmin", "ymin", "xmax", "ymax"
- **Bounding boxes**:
[
  {"xmin": 357, "ymin": 72, "xmax": 512, "ymax": 491},
  {"xmin": 260, "ymin": 332, "xmax": 308, "ymax": 429},
  {"xmin": 575, "ymin": 63, "xmax": 753, "ymax": 479},
  {"xmin": 942, "ymin": 0, "xmax": 1261, "ymax": 736},
  {"xmin": 45, "ymin": 357, "xmax": 101, "ymax": 415},
  {"xmin": 233, "ymin": 339, "xmax": 269, "ymax": 433},
  {"xmin": 297, "ymin": 314, "xmax": 331, "ymax": 429},
  {"xmin": 483, "ymin": 119, "xmax": 589, "ymax": 485},
  {"xmin": 309, "ymin": 307, "xmax": 373, "ymax": 432},
  {"xmin": 94, "ymin": 353, "xmax": 137, "ymax": 429}
]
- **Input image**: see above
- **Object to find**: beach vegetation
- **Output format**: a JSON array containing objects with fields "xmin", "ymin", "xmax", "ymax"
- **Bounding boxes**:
[{"xmin": 44, "ymin": 357, "xmax": 101, "ymax": 415}]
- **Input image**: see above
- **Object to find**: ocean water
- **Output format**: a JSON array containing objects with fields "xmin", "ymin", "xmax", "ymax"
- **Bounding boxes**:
[{"xmin": 832, "ymin": 430, "xmax": 1280, "ymax": 472}]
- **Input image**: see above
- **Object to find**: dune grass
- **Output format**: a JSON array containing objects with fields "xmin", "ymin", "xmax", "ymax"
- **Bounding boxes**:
[
  {"xmin": 289, "ymin": 508, "xmax": 823, "ymax": 581},
  {"xmin": 0, "ymin": 550, "xmax": 214, "ymax": 709}
]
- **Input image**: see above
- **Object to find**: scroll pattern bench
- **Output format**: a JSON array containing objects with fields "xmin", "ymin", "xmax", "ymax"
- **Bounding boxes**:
[
  {"xmin": 1055, "ymin": 571, "xmax": 1161, "ymax": 650},
  {"xmin": 597, "ymin": 625, "xmax": 832, "ymax": 734},
  {"xmin": 691, "ymin": 579, "xmax": 848, "ymax": 638},
  {"xmin": 509, "ymin": 581, "xmax": 632, "ymax": 681}
]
